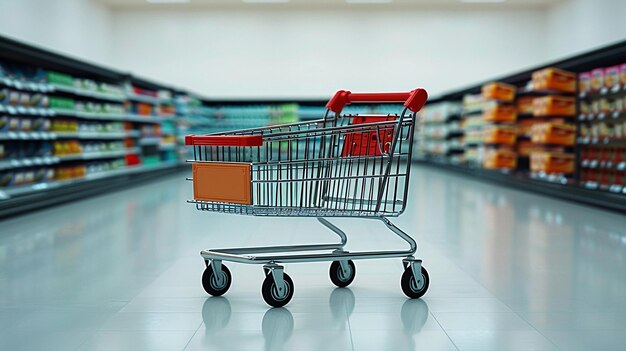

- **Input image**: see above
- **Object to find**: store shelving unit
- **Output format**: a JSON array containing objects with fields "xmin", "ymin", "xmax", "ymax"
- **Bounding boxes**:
[
  {"xmin": 0, "ymin": 35, "xmax": 186, "ymax": 217},
  {"xmin": 416, "ymin": 100, "xmax": 463, "ymax": 163},
  {"xmin": 415, "ymin": 40, "xmax": 626, "ymax": 212}
]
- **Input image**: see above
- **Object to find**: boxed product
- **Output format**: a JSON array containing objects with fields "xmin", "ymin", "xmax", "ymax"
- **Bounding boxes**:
[
  {"xmin": 530, "ymin": 122, "xmax": 576, "ymax": 146},
  {"xmin": 621, "ymin": 64, "xmax": 626, "ymax": 85},
  {"xmin": 517, "ymin": 96, "xmax": 535, "ymax": 115},
  {"xmin": 483, "ymin": 125, "xmax": 517, "ymax": 145},
  {"xmin": 483, "ymin": 148, "xmax": 517, "ymax": 170},
  {"xmin": 530, "ymin": 152, "xmax": 575, "ymax": 174},
  {"xmin": 579, "ymin": 72, "xmax": 591, "ymax": 94},
  {"xmin": 483, "ymin": 104, "xmax": 517, "ymax": 122},
  {"xmin": 518, "ymin": 119, "xmax": 542, "ymax": 136},
  {"xmin": 531, "ymin": 67, "xmax": 576, "ymax": 93},
  {"xmin": 482, "ymin": 82, "xmax": 516, "ymax": 102},
  {"xmin": 533, "ymin": 95, "xmax": 576, "ymax": 117},
  {"xmin": 591, "ymin": 68, "xmax": 604, "ymax": 91},
  {"xmin": 605, "ymin": 66, "xmax": 620, "ymax": 89}
]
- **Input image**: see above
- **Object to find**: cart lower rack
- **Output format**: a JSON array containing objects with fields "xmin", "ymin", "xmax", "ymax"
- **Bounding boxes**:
[{"xmin": 185, "ymin": 89, "xmax": 429, "ymax": 307}]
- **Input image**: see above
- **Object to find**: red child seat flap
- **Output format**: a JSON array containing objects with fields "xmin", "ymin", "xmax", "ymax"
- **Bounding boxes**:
[{"xmin": 342, "ymin": 115, "xmax": 397, "ymax": 157}]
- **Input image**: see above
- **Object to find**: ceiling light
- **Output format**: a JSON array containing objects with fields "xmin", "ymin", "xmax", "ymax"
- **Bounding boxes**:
[
  {"xmin": 243, "ymin": 0, "xmax": 290, "ymax": 3},
  {"xmin": 146, "ymin": 0, "xmax": 190, "ymax": 3},
  {"xmin": 347, "ymin": 0, "xmax": 393, "ymax": 3}
]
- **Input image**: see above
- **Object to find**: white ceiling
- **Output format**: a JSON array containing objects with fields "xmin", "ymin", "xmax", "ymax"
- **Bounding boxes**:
[{"xmin": 99, "ymin": 0, "xmax": 567, "ymax": 10}]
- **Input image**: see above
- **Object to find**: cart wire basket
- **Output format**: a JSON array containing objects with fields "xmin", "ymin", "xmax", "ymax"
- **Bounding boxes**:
[{"xmin": 185, "ymin": 89, "xmax": 429, "ymax": 307}]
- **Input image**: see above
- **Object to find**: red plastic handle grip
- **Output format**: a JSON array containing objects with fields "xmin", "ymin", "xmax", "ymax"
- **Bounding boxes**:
[
  {"xmin": 326, "ymin": 88, "xmax": 428, "ymax": 114},
  {"xmin": 185, "ymin": 135, "xmax": 263, "ymax": 146}
]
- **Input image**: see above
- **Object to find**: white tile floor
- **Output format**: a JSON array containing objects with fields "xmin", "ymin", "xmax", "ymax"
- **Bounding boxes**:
[{"xmin": 1, "ymin": 165, "xmax": 625, "ymax": 350}]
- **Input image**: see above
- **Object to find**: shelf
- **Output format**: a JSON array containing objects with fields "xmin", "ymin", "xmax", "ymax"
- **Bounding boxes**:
[
  {"xmin": 577, "ymin": 137, "xmax": 626, "ymax": 147},
  {"xmin": 126, "ymin": 93, "xmax": 172, "ymax": 105},
  {"xmin": 579, "ymin": 84, "xmax": 625, "ymax": 99},
  {"xmin": 1, "ymin": 77, "xmax": 126, "ymax": 102},
  {"xmin": 417, "ymin": 160, "xmax": 626, "ymax": 212},
  {"xmin": 159, "ymin": 143, "xmax": 177, "ymax": 150},
  {"xmin": 125, "ymin": 113, "xmax": 175, "ymax": 123},
  {"xmin": 578, "ymin": 111, "xmax": 626, "ymax": 122},
  {"xmin": 138, "ymin": 137, "xmax": 162, "ymax": 145},
  {"xmin": 0, "ymin": 148, "xmax": 139, "ymax": 171},
  {"xmin": 50, "ymin": 84, "xmax": 126, "ymax": 102},
  {"xmin": 0, "ymin": 104, "xmax": 54, "ymax": 116},
  {"xmin": 517, "ymin": 88, "xmax": 575, "ymax": 97},
  {"xmin": 0, "ymin": 77, "xmax": 50, "ymax": 92},
  {"xmin": 0, "ymin": 131, "xmax": 140, "ymax": 140},
  {"xmin": 0, "ymin": 161, "xmax": 179, "ymax": 200},
  {"xmin": 0, "ymin": 104, "xmax": 174, "ymax": 123},
  {"xmin": 0, "ymin": 156, "xmax": 59, "ymax": 171},
  {"xmin": 57, "ymin": 148, "xmax": 139, "ymax": 162},
  {"xmin": 580, "ymin": 159, "xmax": 626, "ymax": 171}
]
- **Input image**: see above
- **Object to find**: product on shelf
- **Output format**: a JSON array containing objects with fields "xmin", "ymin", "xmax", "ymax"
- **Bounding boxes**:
[
  {"xmin": 53, "ymin": 140, "xmax": 82, "ymax": 155},
  {"xmin": 533, "ymin": 95, "xmax": 576, "ymax": 117},
  {"xmin": 482, "ymin": 82, "xmax": 516, "ymax": 102},
  {"xmin": 484, "ymin": 148, "xmax": 517, "ymax": 170},
  {"xmin": 530, "ymin": 152, "xmax": 575, "ymax": 174},
  {"xmin": 483, "ymin": 103, "xmax": 517, "ymax": 122},
  {"xmin": 530, "ymin": 122, "xmax": 575, "ymax": 146},
  {"xmin": 517, "ymin": 96, "xmax": 535, "ymax": 115},
  {"xmin": 531, "ymin": 67, "xmax": 576, "ymax": 93},
  {"xmin": 483, "ymin": 125, "xmax": 518, "ymax": 145},
  {"xmin": 49, "ymin": 96, "xmax": 75, "ymax": 110},
  {"xmin": 47, "ymin": 71, "xmax": 74, "ymax": 87}
]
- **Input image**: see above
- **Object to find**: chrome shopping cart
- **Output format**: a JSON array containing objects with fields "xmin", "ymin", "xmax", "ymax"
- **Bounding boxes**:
[{"xmin": 185, "ymin": 89, "xmax": 429, "ymax": 307}]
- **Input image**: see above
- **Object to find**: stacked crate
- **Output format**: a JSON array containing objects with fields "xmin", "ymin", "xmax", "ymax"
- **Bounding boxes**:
[
  {"xmin": 525, "ymin": 68, "xmax": 577, "ymax": 181},
  {"xmin": 480, "ymin": 82, "xmax": 518, "ymax": 170}
]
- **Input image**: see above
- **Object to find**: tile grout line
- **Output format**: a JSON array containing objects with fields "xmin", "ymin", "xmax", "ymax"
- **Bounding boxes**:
[
  {"xmin": 346, "ymin": 296, "xmax": 356, "ymax": 351},
  {"xmin": 181, "ymin": 320, "xmax": 204, "ymax": 351},
  {"xmin": 428, "ymin": 310, "xmax": 461, "ymax": 351},
  {"xmin": 504, "ymin": 309, "xmax": 564, "ymax": 351}
]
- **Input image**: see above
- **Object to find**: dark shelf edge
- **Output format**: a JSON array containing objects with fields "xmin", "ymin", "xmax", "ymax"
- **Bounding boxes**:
[
  {"xmin": 0, "ymin": 164, "xmax": 187, "ymax": 220},
  {"xmin": 415, "ymin": 160, "xmax": 626, "ymax": 213}
]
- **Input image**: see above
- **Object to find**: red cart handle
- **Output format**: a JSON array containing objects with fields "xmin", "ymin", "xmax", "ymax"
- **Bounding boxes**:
[
  {"xmin": 326, "ymin": 88, "xmax": 428, "ymax": 114},
  {"xmin": 185, "ymin": 135, "xmax": 263, "ymax": 146}
]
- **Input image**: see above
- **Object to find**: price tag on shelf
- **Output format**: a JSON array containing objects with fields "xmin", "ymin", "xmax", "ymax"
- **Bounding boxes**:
[
  {"xmin": 0, "ymin": 191, "xmax": 8, "ymax": 201},
  {"xmin": 7, "ymin": 106, "xmax": 16, "ymax": 115},
  {"xmin": 17, "ymin": 106, "xmax": 26, "ymax": 114}
]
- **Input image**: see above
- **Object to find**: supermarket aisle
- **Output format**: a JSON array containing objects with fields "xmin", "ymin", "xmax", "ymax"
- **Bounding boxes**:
[{"xmin": 1, "ymin": 165, "xmax": 625, "ymax": 351}]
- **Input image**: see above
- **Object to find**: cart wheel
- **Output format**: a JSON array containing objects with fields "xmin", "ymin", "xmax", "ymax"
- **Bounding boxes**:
[
  {"xmin": 202, "ymin": 264, "xmax": 232, "ymax": 297},
  {"xmin": 262, "ymin": 272, "xmax": 294, "ymax": 308},
  {"xmin": 401, "ymin": 265, "xmax": 429, "ymax": 299},
  {"xmin": 329, "ymin": 260, "xmax": 356, "ymax": 288}
]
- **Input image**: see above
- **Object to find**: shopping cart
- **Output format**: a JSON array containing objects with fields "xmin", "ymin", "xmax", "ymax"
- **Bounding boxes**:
[{"xmin": 185, "ymin": 89, "xmax": 429, "ymax": 307}]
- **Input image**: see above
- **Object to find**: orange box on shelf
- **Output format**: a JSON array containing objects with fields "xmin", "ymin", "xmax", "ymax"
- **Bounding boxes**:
[
  {"xmin": 483, "ymin": 125, "xmax": 518, "ymax": 145},
  {"xmin": 530, "ymin": 152, "xmax": 575, "ymax": 174},
  {"xmin": 483, "ymin": 149, "xmax": 517, "ymax": 170},
  {"xmin": 482, "ymin": 82, "xmax": 516, "ymax": 102},
  {"xmin": 530, "ymin": 123, "xmax": 575, "ymax": 146},
  {"xmin": 483, "ymin": 104, "xmax": 517, "ymax": 122},
  {"xmin": 532, "ymin": 95, "xmax": 576, "ymax": 117},
  {"xmin": 531, "ymin": 67, "xmax": 576, "ymax": 93},
  {"xmin": 518, "ymin": 119, "xmax": 541, "ymax": 136},
  {"xmin": 516, "ymin": 96, "xmax": 535, "ymax": 115}
]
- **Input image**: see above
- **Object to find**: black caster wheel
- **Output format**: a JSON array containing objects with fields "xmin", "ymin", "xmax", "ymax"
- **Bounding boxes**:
[
  {"xmin": 329, "ymin": 260, "xmax": 356, "ymax": 288},
  {"xmin": 262, "ymin": 272, "xmax": 294, "ymax": 308},
  {"xmin": 401, "ymin": 265, "xmax": 429, "ymax": 299},
  {"xmin": 202, "ymin": 264, "xmax": 232, "ymax": 296}
]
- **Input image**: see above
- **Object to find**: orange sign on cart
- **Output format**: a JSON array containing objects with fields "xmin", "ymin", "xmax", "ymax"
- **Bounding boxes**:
[{"xmin": 193, "ymin": 162, "xmax": 252, "ymax": 204}]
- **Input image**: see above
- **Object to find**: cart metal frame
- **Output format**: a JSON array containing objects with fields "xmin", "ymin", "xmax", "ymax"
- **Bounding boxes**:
[{"xmin": 186, "ymin": 89, "xmax": 429, "ymax": 305}]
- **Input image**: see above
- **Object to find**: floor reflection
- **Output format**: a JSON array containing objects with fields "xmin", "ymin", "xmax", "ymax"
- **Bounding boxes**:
[{"xmin": 201, "ymin": 297, "xmax": 231, "ymax": 334}]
